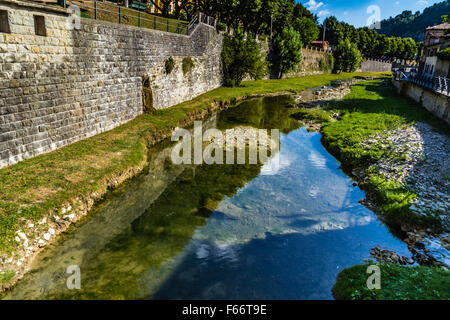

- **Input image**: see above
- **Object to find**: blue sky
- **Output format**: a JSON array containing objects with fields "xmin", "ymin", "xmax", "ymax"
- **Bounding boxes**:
[{"xmin": 299, "ymin": 0, "xmax": 445, "ymax": 27}]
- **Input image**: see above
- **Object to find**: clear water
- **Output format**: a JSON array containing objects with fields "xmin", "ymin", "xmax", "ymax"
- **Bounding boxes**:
[{"xmin": 3, "ymin": 96, "xmax": 410, "ymax": 300}]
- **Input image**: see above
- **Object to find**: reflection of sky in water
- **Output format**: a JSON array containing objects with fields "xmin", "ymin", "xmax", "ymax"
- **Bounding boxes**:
[{"xmin": 151, "ymin": 128, "xmax": 410, "ymax": 300}]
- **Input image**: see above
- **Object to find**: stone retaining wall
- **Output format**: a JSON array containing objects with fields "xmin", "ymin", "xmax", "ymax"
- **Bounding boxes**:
[
  {"xmin": 392, "ymin": 79, "xmax": 450, "ymax": 124},
  {"xmin": 359, "ymin": 59, "xmax": 392, "ymax": 73},
  {"xmin": 0, "ymin": 0, "xmax": 223, "ymax": 168}
]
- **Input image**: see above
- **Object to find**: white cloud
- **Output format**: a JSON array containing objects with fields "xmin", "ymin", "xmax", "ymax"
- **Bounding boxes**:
[
  {"xmin": 318, "ymin": 10, "xmax": 331, "ymax": 17},
  {"xmin": 416, "ymin": 0, "xmax": 429, "ymax": 5},
  {"xmin": 306, "ymin": 0, "xmax": 324, "ymax": 11}
]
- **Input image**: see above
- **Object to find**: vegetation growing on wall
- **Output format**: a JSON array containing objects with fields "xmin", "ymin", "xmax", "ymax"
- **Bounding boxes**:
[
  {"xmin": 221, "ymin": 29, "xmax": 267, "ymax": 87},
  {"xmin": 142, "ymin": 74, "xmax": 155, "ymax": 113},
  {"xmin": 165, "ymin": 57, "xmax": 175, "ymax": 75},
  {"xmin": 182, "ymin": 57, "xmax": 195, "ymax": 75},
  {"xmin": 318, "ymin": 53, "xmax": 335, "ymax": 73}
]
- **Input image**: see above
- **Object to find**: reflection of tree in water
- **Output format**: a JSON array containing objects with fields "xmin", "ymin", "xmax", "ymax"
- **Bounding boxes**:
[
  {"xmin": 217, "ymin": 95, "xmax": 300, "ymax": 134},
  {"xmin": 52, "ymin": 162, "xmax": 262, "ymax": 299}
]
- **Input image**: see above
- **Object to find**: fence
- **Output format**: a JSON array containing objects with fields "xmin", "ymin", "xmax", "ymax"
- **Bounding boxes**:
[
  {"xmin": 394, "ymin": 71, "xmax": 450, "ymax": 96},
  {"xmin": 63, "ymin": 0, "xmax": 190, "ymax": 35}
]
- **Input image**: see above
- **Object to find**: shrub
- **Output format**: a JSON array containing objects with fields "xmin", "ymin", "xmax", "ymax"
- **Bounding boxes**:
[
  {"xmin": 333, "ymin": 39, "xmax": 362, "ymax": 73},
  {"xmin": 165, "ymin": 57, "xmax": 175, "ymax": 75},
  {"xmin": 221, "ymin": 28, "xmax": 267, "ymax": 87},
  {"xmin": 182, "ymin": 57, "xmax": 195, "ymax": 75},
  {"xmin": 216, "ymin": 22, "xmax": 227, "ymax": 32}
]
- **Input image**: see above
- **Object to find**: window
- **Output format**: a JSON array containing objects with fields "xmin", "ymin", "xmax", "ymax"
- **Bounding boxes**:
[
  {"xmin": 0, "ymin": 10, "xmax": 10, "ymax": 33},
  {"xmin": 34, "ymin": 15, "xmax": 46, "ymax": 36}
]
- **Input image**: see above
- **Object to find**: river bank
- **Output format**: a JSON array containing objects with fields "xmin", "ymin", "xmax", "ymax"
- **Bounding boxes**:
[
  {"xmin": 0, "ymin": 72, "xmax": 386, "ymax": 293},
  {"xmin": 291, "ymin": 78, "xmax": 449, "ymax": 299}
]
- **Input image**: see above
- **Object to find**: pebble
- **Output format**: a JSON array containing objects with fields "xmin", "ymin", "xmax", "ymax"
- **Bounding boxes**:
[
  {"xmin": 362, "ymin": 122, "xmax": 449, "ymax": 231},
  {"xmin": 43, "ymin": 233, "xmax": 51, "ymax": 241}
]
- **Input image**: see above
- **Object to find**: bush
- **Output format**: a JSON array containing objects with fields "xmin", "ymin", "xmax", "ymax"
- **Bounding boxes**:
[
  {"xmin": 333, "ymin": 39, "xmax": 362, "ymax": 73},
  {"xmin": 165, "ymin": 57, "xmax": 175, "ymax": 75},
  {"xmin": 271, "ymin": 26, "xmax": 303, "ymax": 79},
  {"xmin": 221, "ymin": 29, "xmax": 267, "ymax": 87},
  {"xmin": 182, "ymin": 57, "xmax": 195, "ymax": 75},
  {"xmin": 216, "ymin": 22, "xmax": 227, "ymax": 32}
]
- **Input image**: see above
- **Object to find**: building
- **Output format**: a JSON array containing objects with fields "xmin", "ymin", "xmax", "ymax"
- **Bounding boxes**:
[
  {"xmin": 310, "ymin": 41, "xmax": 329, "ymax": 51},
  {"xmin": 420, "ymin": 23, "xmax": 450, "ymax": 77},
  {"xmin": 147, "ymin": 0, "xmax": 182, "ymax": 15}
]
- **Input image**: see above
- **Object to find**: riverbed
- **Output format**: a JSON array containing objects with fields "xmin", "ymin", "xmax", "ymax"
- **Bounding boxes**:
[{"xmin": 2, "ymin": 96, "xmax": 411, "ymax": 300}]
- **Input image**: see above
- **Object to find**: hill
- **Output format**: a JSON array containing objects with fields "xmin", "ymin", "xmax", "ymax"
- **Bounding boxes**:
[{"xmin": 377, "ymin": 0, "xmax": 450, "ymax": 41}]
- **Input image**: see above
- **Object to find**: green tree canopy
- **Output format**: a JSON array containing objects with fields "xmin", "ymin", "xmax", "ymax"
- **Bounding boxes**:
[
  {"xmin": 272, "ymin": 26, "xmax": 303, "ymax": 79},
  {"xmin": 221, "ymin": 29, "xmax": 267, "ymax": 86},
  {"xmin": 293, "ymin": 17, "xmax": 320, "ymax": 45},
  {"xmin": 333, "ymin": 39, "xmax": 362, "ymax": 73}
]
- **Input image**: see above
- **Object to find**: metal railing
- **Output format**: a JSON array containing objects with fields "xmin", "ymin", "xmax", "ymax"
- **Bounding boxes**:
[
  {"xmin": 64, "ymin": 0, "xmax": 190, "ymax": 35},
  {"xmin": 394, "ymin": 70, "xmax": 450, "ymax": 96},
  {"xmin": 199, "ymin": 12, "xmax": 217, "ymax": 28}
]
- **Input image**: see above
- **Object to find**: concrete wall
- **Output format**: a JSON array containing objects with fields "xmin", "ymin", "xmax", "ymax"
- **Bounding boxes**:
[
  {"xmin": 435, "ymin": 58, "xmax": 450, "ymax": 77},
  {"xmin": 392, "ymin": 79, "xmax": 450, "ymax": 124},
  {"xmin": 358, "ymin": 59, "xmax": 392, "ymax": 73},
  {"xmin": 0, "ymin": 0, "xmax": 223, "ymax": 168}
]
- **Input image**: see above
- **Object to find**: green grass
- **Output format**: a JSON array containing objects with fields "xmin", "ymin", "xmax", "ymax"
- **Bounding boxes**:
[
  {"xmin": 0, "ymin": 270, "xmax": 15, "ymax": 286},
  {"xmin": 293, "ymin": 108, "xmax": 333, "ymax": 123},
  {"xmin": 293, "ymin": 79, "xmax": 449, "ymax": 228},
  {"xmin": 76, "ymin": 1, "xmax": 188, "ymax": 34},
  {"xmin": 0, "ymin": 72, "xmax": 385, "ymax": 257},
  {"xmin": 333, "ymin": 263, "xmax": 450, "ymax": 300}
]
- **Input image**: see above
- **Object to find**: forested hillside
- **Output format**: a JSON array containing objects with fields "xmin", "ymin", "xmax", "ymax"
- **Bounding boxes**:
[{"xmin": 378, "ymin": 0, "xmax": 450, "ymax": 41}]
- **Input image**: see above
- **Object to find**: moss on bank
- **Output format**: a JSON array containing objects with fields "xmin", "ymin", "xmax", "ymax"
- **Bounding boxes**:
[{"xmin": 332, "ymin": 263, "xmax": 450, "ymax": 300}]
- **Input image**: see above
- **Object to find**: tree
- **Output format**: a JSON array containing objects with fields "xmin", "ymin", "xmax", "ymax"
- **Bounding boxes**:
[
  {"xmin": 293, "ymin": 17, "xmax": 319, "ymax": 45},
  {"xmin": 271, "ymin": 26, "xmax": 303, "ymax": 78},
  {"xmin": 323, "ymin": 16, "xmax": 345, "ymax": 46},
  {"xmin": 149, "ymin": 0, "xmax": 172, "ymax": 17},
  {"xmin": 333, "ymin": 39, "xmax": 362, "ymax": 73},
  {"xmin": 221, "ymin": 29, "xmax": 267, "ymax": 86}
]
